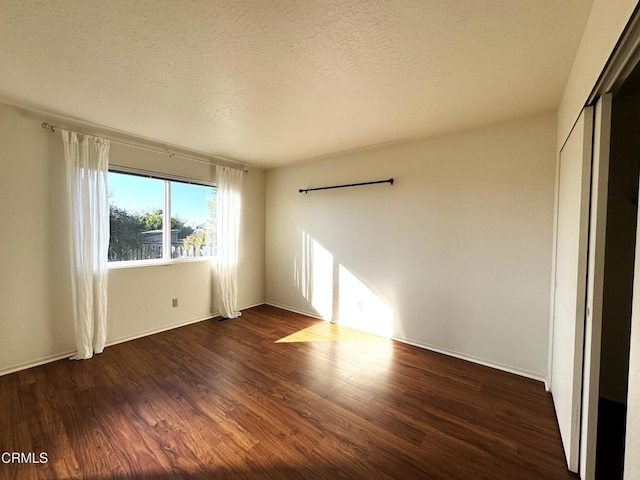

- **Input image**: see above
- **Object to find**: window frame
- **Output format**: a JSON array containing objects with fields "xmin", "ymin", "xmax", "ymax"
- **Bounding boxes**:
[{"xmin": 107, "ymin": 166, "xmax": 216, "ymax": 269}]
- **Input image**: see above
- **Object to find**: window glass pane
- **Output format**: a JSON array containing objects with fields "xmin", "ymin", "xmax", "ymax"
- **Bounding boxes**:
[
  {"xmin": 108, "ymin": 172, "xmax": 164, "ymax": 262},
  {"xmin": 170, "ymin": 181, "xmax": 216, "ymax": 258}
]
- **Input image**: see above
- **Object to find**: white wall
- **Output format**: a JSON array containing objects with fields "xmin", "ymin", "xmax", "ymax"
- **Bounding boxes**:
[
  {"xmin": 0, "ymin": 104, "xmax": 73, "ymax": 373},
  {"xmin": 0, "ymin": 103, "xmax": 265, "ymax": 374},
  {"xmin": 265, "ymin": 113, "xmax": 557, "ymax": 379},
  {"xmin": 557, "ymin": 0, "xmax": 638, "ymax": 150}
]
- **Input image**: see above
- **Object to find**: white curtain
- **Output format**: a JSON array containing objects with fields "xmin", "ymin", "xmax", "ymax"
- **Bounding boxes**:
[
  {"xmin": 215, "ymin": 165, "xmax": 243, "ymax": 319},
  {"xmin": 62, "ymin": 130, "xmax": 110, "ymax": 359}
]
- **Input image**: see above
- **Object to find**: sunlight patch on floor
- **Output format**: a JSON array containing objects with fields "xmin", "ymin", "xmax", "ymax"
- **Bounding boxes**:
[{"xmin": 275, "ymin": 322, "xmax": 390, "ymax": 344}]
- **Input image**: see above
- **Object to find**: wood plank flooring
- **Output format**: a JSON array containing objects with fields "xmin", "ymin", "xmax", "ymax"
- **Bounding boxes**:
[{"xmin": 0, "ymin": 305, "xmax": 577, "ymax": 479}]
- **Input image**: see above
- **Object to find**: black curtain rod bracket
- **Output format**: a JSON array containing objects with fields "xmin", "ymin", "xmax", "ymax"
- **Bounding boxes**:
[{"xmin": 299, "ymin": 178, "xmax": 394, "ymax": 194}]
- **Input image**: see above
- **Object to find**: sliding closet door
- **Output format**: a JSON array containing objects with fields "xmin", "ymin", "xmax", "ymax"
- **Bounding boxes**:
[
  {"xmin": 551, "ymin": 106, "xmax": 594, "ymax": 472},
  {"xmin": 580, "ymin": 94, "xmax": 612, "ymax": 480}
]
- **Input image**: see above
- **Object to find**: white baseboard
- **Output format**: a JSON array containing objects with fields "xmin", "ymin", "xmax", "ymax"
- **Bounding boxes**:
[
  {"xmin": 1, "ymin": 301, "xmax": 547, "ymax": 386},
  {"xmin": 265, "ymin": 302, "xmax": 325, "ymax": 320},
  {"xmin": 0, "ymin": 350, "xmax": 77, "ymax": 377},
  {"xmin": 107, "ymin": 302, "xmax": 266, "ymax": 349},
  {"xmin": 0, "ymin": 314, "xmax": 219, "ymax": 377},
  {"xmin": 266, "ymin": 302, "xmax": 546, "ymax": 384},
  {"xmin": 239, "ymin": 301, "xmax": 266, "ymax": 311},
  {"xmin": 106, "ymin": 313, "xmax": 220, "ymax": 348},
  {"xmin": 393, "ymin": 336, "xmax": 546, "ymax": 383},
  {"xmin": 0, "ymin": 303, "xmax": 270, "ymax": 377}
]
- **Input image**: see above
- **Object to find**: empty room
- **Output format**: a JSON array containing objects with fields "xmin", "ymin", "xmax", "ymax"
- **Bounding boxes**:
[{"xmin": 2, "ymin": 1, "xmax": 640, "ymax": 479}]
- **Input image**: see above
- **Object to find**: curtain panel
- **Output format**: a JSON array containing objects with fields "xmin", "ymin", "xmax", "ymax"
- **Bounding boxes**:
[
  {"xmin": 215, "ymin": 165, "xmax": 243, "ymax": 319},
  {"xmin": 62, "ymin": 130, "xmax": 110, "ymax": 359}
]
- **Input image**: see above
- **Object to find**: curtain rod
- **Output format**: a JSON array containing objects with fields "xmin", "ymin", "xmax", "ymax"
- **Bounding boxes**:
[
  {"xmin": 41, "ymin": 122, "xmax": 247, "ymax": 172},
  {"xmin": 299, "ymin": 178, "xmax": 394, "ymax": 193}
]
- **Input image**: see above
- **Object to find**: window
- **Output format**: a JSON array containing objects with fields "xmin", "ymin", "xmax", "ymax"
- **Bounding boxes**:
[
  {"xmin": 169, "ymin": 180, "xmax": 215, "ymax": 259},
  {"xmin": 108, "ymin": 170, "xmax": 215, "ymax": 264}
]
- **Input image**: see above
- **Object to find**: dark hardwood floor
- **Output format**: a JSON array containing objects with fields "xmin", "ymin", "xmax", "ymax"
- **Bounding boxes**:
[{"xmin": 1, "ymin": 305, "xmax": 576, "ymax": 479}]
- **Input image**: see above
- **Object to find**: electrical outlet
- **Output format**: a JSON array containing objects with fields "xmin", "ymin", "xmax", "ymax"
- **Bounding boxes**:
[{"xmin": 172, "ymin": 298, "xmax": 179, "ymax": 308}]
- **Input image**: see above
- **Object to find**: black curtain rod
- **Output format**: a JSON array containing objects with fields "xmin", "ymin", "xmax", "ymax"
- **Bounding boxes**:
[{"xmin": 299, "ymin": 178, "xmax": 394, "ymax": 194}]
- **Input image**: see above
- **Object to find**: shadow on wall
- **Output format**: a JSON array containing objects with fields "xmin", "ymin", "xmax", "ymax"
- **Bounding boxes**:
[{"xmin": 293, "ymin": 227, "xmax": 394, "ymax": 338}]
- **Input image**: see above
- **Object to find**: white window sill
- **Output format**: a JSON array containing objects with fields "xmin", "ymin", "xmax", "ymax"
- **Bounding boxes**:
[{"xmin": 108, "ymin": 256, "xmax": 216, "ymax": 270}]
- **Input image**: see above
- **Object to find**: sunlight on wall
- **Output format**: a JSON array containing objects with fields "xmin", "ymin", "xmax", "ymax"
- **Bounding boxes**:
[
  {"xmin": 337, "ymin": 266, "xmax": 394, "ymax": 338},
  {"xmin": 293, "ymin": 227, "xmax": 394, "ymax": 337},
  {"xmin": 310, "ymin": 240, "xmax": 333, "ymax": 320},
  {"xmin": 293, "ymin": 227, "xmax": 311, "ymax": 300},
  {"xmin": 294, "ymin": 228, "xmax": 333, "ymax": 320}
]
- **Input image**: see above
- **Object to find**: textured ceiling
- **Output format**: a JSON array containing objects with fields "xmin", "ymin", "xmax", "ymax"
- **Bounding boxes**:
[{"xmin": 0, "ymin": 1, "xmax": 593, "ymax": 168}]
